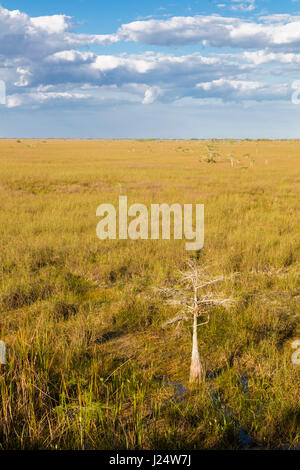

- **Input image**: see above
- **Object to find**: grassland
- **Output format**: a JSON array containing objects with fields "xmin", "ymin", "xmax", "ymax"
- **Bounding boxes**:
[{"xmin": 0, "ymin": 138, "xmax": 299, "ymax": 450}]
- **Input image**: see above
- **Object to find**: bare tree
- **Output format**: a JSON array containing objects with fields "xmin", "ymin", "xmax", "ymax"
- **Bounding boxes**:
[{"xmin": 158, "ymin": 260, "xmax": 236, "ymax": 384}]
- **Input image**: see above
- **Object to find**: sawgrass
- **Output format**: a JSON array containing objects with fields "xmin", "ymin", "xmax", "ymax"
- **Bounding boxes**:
[{"xmin": 0, "ymin": 138, "xmax": 299, "ymax": 449}]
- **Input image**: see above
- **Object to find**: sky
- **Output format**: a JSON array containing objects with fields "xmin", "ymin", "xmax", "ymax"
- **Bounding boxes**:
[{"xmin": 1, "ymin": 0, "xmax": 300, "ymax": 138}]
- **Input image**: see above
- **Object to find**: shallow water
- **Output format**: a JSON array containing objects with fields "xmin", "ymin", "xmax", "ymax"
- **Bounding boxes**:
[{"xmin": 156, "ymin": 373, "xmax": 254, "ymax": 449}]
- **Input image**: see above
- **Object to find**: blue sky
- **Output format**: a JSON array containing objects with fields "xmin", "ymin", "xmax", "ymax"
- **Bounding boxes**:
[{"xmin": 1, "ymin": 0, "xmax": 300, "ymax": 138}]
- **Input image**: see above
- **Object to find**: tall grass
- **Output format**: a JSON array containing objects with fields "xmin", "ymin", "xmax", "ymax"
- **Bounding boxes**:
[{"xmin": 0, "ymin": 139, "xmax": 299, "ymax": 449}]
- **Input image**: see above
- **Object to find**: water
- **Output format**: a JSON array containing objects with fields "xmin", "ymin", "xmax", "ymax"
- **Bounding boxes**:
[{"xmin": 156, "ymin": 372, "xmax": 254, "ymax": 449}]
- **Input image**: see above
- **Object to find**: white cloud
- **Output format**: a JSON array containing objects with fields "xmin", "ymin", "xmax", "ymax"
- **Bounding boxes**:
[
  {"xmin": 19, "ymin": 51, "xmax": 246, "ymax": 94},
  {"xmin": 30, "ymin": 15, "xmax": 71, "ymax": 34},
  {"xmin": 47, "ymin": 50, "xmax": 96, "ymax": 64},
  {"xmin": 6, "ymin": 90, "xmax": 89, "ymax": 108},
  {"xmin": 14, "ymin": 67, "xmax": 31, "ymax": 87},
  {"xmin": 196, "ymin": 79, "xmax": 289, "ymax": 101},
  {"xmin": 0, "ymin": 5, "xmax": 297, "ymax": 110},
  {"xmin": 242, "ymin": 50, "xmax": 300, "ymax": 64},
  {"xmin": 230, "ymin": 1, "xmax": 256, "ymax": 12},
  {"xmin": 0, "ymin": 5, "xmax": 116, "ymax": 60},
  {"xmin": 197, "ymin": 78, "xmax": 262, "ymax": 92},
  {"xmin": 142, "ymin": 86, "xmax": 164, "ymax": 104},
  {"xmin": 115, "ymin": 14, "xmax": 300, "ymax": 50},
  {"xmin": 6, "ymin": 94, "xmax": 22, "ymax": 108}
]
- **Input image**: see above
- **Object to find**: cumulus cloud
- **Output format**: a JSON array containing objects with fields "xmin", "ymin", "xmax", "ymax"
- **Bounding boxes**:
[
  {"xmin": 0, "ymin": 5, "xmax": 116, "ymax": 59},
  {"xmin": 11, "ymin": 50, "xmax": 248, "ymax": 92},
  {"xmin": 230, "ymin": 1, "xmax": 256, "ymax": 12},
  {"xmin": 30, "ymin": 14, "xmax": 71, "ymax": 34},
  {"xmin": 47, "ymin": 50, "xmax": 96, "ymax": 64},
  {"xmin": 116, "ymin": 14, "xmax": 300, "ymax": 50},
  {"xmin": 0, "ymin": 5, "xmax": 297, "ymax": 109},
  {"xmin": 196, "ymin": 79, "xmax": 289, "ymax": 101},
  {"xmin": 242, "ymin": 50, "xmax": 300, "ymax": 64},
  {"xmin": 6, "ymin": 90, "xmax": 89, "ymax": 108},
  {"xmin": 142, "ymin": 86, "xmax": 164, "ymax": 104}
]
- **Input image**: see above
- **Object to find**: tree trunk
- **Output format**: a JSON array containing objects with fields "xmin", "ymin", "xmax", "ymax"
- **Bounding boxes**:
[
  {"xmin": 189, "ymin": 269, "xmax": 204, "ymax": 384},
  {"xmin": 0, "ymin": 341, "xmax": 6, "ymax": 365},
  {"xmin": 189, "ymin": 311, "xmax": 204, "ymax": 384}
]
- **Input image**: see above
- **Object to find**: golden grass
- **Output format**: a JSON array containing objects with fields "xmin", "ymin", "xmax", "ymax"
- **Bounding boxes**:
[{"xmin": 0, "ymin": 138, "xmax": 299, "ymax": 449}]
